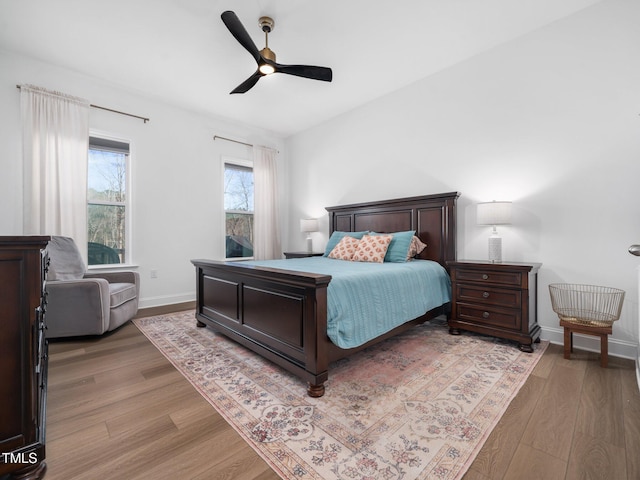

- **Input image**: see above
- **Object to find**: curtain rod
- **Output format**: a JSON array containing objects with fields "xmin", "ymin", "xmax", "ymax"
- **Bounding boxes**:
[
  {"xmin": 89, "ymin": 104, "xmax": 149, "ymax": 123},
  {"xmin": 213, "ymin": 135, "xmax": 252, "ymax": 148},
  {"xmin": 213, "ymin": 135, "xmax": 279, "ymax": 153},
  {"xmin": 16, "ymin": 85, "xmax": 149, "ymax": 123}
]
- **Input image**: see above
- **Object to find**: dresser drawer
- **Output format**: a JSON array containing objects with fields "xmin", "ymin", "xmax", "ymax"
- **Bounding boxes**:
[
  {"xmin": 455, "ymin": 268, "xmax": 522, "ymax": 287},
  {"xmin": 457, "ymin": 304, "xmax": 521, "ymax": 330},
  {"xmin": 455, "ymin": 284, "xmax": 521, "ymax": 308}
]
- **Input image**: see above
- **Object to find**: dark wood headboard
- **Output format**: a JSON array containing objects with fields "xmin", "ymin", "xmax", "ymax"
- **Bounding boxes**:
[{"xmin": 325, "ymin": 192, "xmax": 459, "ymax": 269}]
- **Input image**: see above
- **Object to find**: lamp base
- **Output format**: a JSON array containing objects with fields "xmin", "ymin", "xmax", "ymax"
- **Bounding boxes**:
[
  {"xmin": 488, "ymin": 235, "xmax": 502, "ymax": 263},
  {"xmin": 306, "ymin": 236, "xmax": 313, "ymax": 253}
]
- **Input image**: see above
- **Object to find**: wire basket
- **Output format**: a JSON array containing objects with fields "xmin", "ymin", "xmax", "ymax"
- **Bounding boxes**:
[{"xmin": 549, "ymin": 283, "xmax": 625, "ymax": 327}]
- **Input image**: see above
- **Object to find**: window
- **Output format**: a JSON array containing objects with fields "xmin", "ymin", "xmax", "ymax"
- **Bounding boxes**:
[
  {"xmin": 224, "ymin": 161, "xmax": 254, "ymax": 258},
  {"xmin": 87, "ymin": 136, "xmax": 130, "ymax": 265}
]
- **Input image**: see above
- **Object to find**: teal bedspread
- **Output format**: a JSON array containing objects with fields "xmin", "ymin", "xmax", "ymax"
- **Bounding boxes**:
[{"xmin": 244, "ymin": 257, "xmax": 451, "ymax": 349}]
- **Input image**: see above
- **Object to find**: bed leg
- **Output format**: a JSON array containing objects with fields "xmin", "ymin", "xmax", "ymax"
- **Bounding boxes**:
[{"xmin": 307, "ymin": 383, "xmax": 325, "ymax": 398}]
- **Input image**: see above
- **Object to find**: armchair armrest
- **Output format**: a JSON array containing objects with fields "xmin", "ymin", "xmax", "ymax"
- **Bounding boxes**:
[{"xmin": 46, "ymin": 278, "xmax": 111, "ymax": 337}]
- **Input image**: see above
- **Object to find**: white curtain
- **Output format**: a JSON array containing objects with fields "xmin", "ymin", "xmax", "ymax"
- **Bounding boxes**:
[
  {"xmin": 21, "ymin": 84, "xmax": 90, "ymax": 262},
  {"xmin": 253, "ymin": 145, "xmax": 281, "ymax": 260}
]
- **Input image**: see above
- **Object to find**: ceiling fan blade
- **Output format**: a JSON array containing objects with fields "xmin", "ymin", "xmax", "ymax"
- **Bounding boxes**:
[
  {"xmin": 221, "ymin": 11, "xmax": 260, "ymax": 64},
  {"xmin": 230, "ymin": 70, "xmax": 262, "ymax": 94},
  {"xmin": 275, "ymin": 64, "xmax": 333, "ymax": 82}
]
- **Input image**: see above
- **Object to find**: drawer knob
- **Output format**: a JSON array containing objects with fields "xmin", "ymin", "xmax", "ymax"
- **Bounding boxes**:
[
  {"xmin": 482, "ymin": 274, "xmax": 489, "ymax": 280},
  {"xmin": 482, "ymin": 291, "xmax": 490, "ymax": 298},
  {"xmin": 482, "ymin": 311, "xmax": 490, "ymax": 319}
]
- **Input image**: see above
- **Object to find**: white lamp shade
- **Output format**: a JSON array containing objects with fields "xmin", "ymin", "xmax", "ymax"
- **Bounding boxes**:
[
  {"xmin": 300, "ymin": 218, "xmax": 319, "ymax": 233},
  {"xmin": 477, "ymin": 201, "xmax": 512, "ymax": 226}
]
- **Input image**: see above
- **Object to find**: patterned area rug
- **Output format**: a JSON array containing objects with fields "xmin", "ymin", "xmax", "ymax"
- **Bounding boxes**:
[{"xmin": 134, "ymin": 311, "xmax": 547, "ymax": 480}]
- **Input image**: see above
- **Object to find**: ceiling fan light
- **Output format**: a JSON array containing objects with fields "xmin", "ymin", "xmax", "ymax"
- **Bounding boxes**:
[{"xmin": 259, "ymin": 63, "xmax": 275, "ymax": 75}]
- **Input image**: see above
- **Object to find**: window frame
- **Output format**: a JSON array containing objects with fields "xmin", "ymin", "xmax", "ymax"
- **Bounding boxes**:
[
  {"xmin": 87, "ymin": 132, "xmax": 133, "ymax": 269},
  {"xmin": 222, "ymin": 156, "xmax": 254, "ymax": 261}
]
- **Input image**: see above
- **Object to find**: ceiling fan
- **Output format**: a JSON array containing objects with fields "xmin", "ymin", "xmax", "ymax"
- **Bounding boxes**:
[{"xmin": 220, "ymin": 10, "xmax": 333, "ymax": 94}]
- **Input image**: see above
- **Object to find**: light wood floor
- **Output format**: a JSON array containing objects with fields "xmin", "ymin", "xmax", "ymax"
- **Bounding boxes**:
[{"xmin": 45, "ymin": 314, "xmax": 640, "ymax": 480}]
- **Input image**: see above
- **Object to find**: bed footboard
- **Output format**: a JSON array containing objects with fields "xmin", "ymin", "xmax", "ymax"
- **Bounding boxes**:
[{"xmin": 191, "ymin": 259, "xmax": 332, "ymax": 396}]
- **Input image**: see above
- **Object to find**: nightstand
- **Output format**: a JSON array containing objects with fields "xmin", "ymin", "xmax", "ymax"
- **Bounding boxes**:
[
  {"xmin": 283, "ymin": 251, "xmax": 324, "ymax": 259},
  {"xmin": 447, "ymin": 260, "xmax": 542, "ymax": 352}
]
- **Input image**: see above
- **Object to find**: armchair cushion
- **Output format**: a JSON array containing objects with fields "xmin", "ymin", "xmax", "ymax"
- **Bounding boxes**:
[
  {"xmin": 84, "ymin": 271, "xmax": 140, "ymax": 307},
  {"xmin": 109, "ymin": 282, "xmax": 138, "ymax": 308},
  {"xmin": 48, "ymin": 236, "xmax": 86, "ymax": 280}
]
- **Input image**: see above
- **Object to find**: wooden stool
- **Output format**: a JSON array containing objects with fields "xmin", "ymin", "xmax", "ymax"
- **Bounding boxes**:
[{"xmin": 560, "ymin": 319, "xmax": 612, "ymax": 367}]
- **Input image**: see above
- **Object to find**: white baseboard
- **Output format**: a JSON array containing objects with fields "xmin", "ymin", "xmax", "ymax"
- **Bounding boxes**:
[
  {"xmin": 541, "ymin": 326, "xmax": 638, "ymax": 360},
  {"xmin": 139, "ymin": 293, "xmax": 195, "ymax": 309}
]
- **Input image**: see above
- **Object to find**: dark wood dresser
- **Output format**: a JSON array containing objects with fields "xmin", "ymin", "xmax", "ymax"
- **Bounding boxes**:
[
  {"xmin": 0, "ymin": 236, "xmax": 50, "ymax": 479},
  {"xmin": 447, "ymin": 260, "xmax": 541, "ymax": 352}
]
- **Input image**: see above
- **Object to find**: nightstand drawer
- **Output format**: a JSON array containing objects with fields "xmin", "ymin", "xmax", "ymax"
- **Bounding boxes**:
[
  {"xmin": 455, "ymin": 268, "xmax": 522, "ymax": 287},
  {"xmin": 456, "ymin": 284, "xmax": 521, "ymax": 308},
  {"xmin": 457, "ymin": 304, "xmax": 521, "ymax": 330}
]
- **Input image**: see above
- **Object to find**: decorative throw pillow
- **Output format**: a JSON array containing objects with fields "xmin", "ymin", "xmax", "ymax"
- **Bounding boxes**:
[
  {"xmin": 352, "ymin": 234, "xmax": 393, "ymax": 263},
  {"xmin": 323, "ymin": 231, "xmax": 369, "ymax": 256},
  {"xmin": 328, "ymin": 235, "xmax": 361, "ymax": 260},
  {"xmin": 372, "ymin": 230, "xmax": 415, "ymax": 262},
  {"xmin": 406, "ymin": 235, "xmax": 428, "ymax": 260}
]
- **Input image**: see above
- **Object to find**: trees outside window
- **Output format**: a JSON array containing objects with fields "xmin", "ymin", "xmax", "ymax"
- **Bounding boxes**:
[
  {"xmin": 87, "ymin": 136, "xmax": 129, "ymax": 265},
  {"xmin": 224, "ymin": 162, "xmax": 254, "ymax": 258}
]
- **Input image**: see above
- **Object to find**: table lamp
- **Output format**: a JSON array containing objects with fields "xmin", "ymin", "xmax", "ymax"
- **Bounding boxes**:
[
  {"xmin": 300, "ymin": 218, "xmax": 319, "ymax": 253},
  {"xmin": 477, "ymin": 201, "xmax": 511, "ymax": 263}
]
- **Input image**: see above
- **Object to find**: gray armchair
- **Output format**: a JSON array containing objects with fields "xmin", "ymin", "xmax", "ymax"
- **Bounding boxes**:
[{"xmin": 45, "ymin": 236, "xmax": 140, "ymax": 338}]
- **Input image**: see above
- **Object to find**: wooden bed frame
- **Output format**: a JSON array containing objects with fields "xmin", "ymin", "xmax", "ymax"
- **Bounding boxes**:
[{"xmin": 191, "ymin": 192, "xmax": 459, "ymax": 397}]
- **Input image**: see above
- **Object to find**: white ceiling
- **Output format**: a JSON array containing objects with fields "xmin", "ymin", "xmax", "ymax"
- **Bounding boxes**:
[{"xmin": 0, "ymin": 0, "xmax": 601, "ymax": 137}]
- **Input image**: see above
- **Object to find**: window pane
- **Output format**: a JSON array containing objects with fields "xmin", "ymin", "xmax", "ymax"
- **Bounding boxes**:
[
  {"xmin": 88, "ymin": 204, "xmax": 125, "ymax": 265},
  {"xmin": 87, "ymin": 136, "xmax": 130, "ymax": 266},
  {"xmin": 88, "ymin": 149, "xmax": 126, "ymax": 203},
  {"xmin": 224, "ymin": 163, "xmax": 254, "ymax": 259},
  {"xmin": 224, "ymin": 164, "xmax": 253, "ymax": 211},
  {"xmin": 225, "ymin": 213, "xmax": 253, "ymax": 258}
]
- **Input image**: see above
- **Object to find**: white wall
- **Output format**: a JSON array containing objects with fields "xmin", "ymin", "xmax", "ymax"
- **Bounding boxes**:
[
  {"xmin": 285, "ymin": 0, "xmax": 640, "ymax": 358},
  {"xmin": 0, "ymin": 49, "xmax": 286, "ymax": 308}
]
